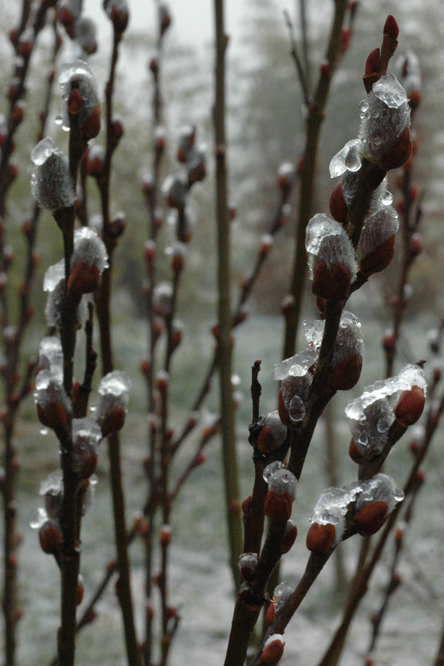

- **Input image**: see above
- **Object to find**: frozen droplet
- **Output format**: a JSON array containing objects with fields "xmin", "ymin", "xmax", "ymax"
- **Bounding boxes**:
[
  {"xmin": 371, "ymin": 110, "xmax": 380, "ymax": 119},
  {"xmin": 263, "ymin": 461, "xmax": 284, "ymax": 483},
  {"xmin": 55, "ymin": 114, "xmax": 63, "ymax": 126},
  {"xmin": 288, "ymin": 395, "xmax": 305, "ymax": 422},
  {"xmin": 373, "ymin": 134, "xmax": 382, "ymax": 147},
  {"xmin": 359, "ymin": 100, "xmax": 369, "ymax": 114},
  {"xmin": 344, "ymin": 145, "xmax": 362, "ymax": 172},
  {"xmin": 358, "ymin": 431, "xmax": 368, "ymax": 447},
  {"xmin": 31, "ymin": 137, "xmax": 58, "ymax": 166},
  {"xmin": 381, "ymin": 189, "xmax": 393, "ymax": 206},
  {"xmin": 329, "ymin": 139, "xmax": 361, "ymax": 178}
]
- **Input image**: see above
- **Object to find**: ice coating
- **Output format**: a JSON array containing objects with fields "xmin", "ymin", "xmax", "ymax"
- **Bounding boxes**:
[
  {"xmin": 45, "ymin": 279, "xmax": 88, "ymax": 328},
  {"xmin": 345, "ymin": 364, "xmax": 426, "ymax": 456},
  {"xmin": 264, "ymin": 634, "xmax": 285, "ymax": 649},
  {"xmin": 31, "ymin": 137, "xmax": 59, "ymax": 166},
  {"xmin": 272, "ymin": 347, "xmax": 318, "ymax": 381},
  {"xmin": 306, "ymin": 214, "xmax": 342, "ymax": 255},
  {"xmin": 357, "ymin": 205, "xmax": 399, "ymax": 261},
  {"xmin": 34, "ymin": 370, "xmax": 71, "ymax": 412},
  {"xmin": 40, "ymin": 469, "xmax": 64, "ymax": 497},
  {"xmin": 30, "ymin": 507, "xmax": 49, "ymax": 530},
  {"xmin": 359, "ymin": 74, "xmax": 410, "ymax": 162},
  {"xmin": 274, "ymin": 582, "xmax": 293, "ymax": 612},
  {"xmin": 281, "ymin": 370, "xmax": 312, "ymax": 424},
  {"xmin": 43, "ymin": 260, "xmax": 65, "ymax": 292},
  {"xmin": 31, "ymin": 139, "xmax": 75, "ymax": 210},
  {"xmin": 72, "ymin": 417, "xmax": 102, "ymax": 448},
  {"xmin": 306, "ymin": 214, "xmax": 357, "ymax": 281},
  {"xmin": 310, "ymin": 486, "xmax": 352, "ymax": 545},
  {"xmin": 71, "ymin": 227, "xmax": 108, "ymax": 272},
  {"xmin": 59, "ymin": 59, "xmax": 99, "ymax": 130},
  {"xmin": 263, "ymin": 411, "xmax": 287, "ymax": 445},
  {"xmin": 355, "ymin": 473, "xmax": 404, "ymax": 513},
  {"xmin": 238, "ymin": 552, "xmax": 258, "ymax": 572},
  {"xmin": 267, "ymin": 467, "xmax": 297, "ymax": 499},
  {"xmin": 39, "ymin": 337, "xmax": 63, "ymax": 379},
  {"xmin": 153, "ymin": 281, "xmax": 173, "ymax": 317},
  {"xmin": 329, "ymin": 139, "xmax": 363, "ymax": 178},
  {"xmin": 263, "ymin": 461, "xmax": 285, "ymax": 483},
  {"xmin": 96, "ymin": 370, "xmax": 132, "ymax": 419}
]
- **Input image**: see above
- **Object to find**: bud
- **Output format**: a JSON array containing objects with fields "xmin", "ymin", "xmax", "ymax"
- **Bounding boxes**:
[
  {"xmin": 238, "ymin": 552, "xmax": 257, "ymax": 580},
  {"xmin": 329, "ymin": 181, "xmax": 348, "ymax": 223},
  {"xmin": 160, "ymin": 524, "xmax": 172, "ymax": 547},
  {"xmin": 276, "ymin": 162, "xmax": 296, "ymax": 192},
  {"xmin": 306, "ymin": 522, "xmax": 336, "ymax": 554},
  {"xmin": 257, "ymin": 411, "xmax": 287, "ymax": 454},
  {"xmin": 96, "ymin": 371, "xmax": 131, "ymax": 436},
  {"xmin": 260, "ymin": 634, "xmax": 285, "ymax": 666},
  {"xmin": 39, "ymin": 519, "xmax": 62, "ymax": 554},
  {"xmin": 280, "ymin": 520, "xmax": 297, "ymax": 554},
  {"xmin": 59, "ymin": 60, "xmax": 101, "ymax": 141},
  {"xmin": 35, "ymin": 371, "xmax": 70, "ymax": 433},
  {"xmin": 177, "ymin": 125, "xmax": 195, "ymax": 163},
  {"xmin": 357, "ymin": 205, "xmax": 399, "ymax": 277},
  {"xmin": 86, "ymin": 144, "xmax": 105, "ymax": 177},
  {"xmin": 354, "ymin": 500, "xmax": 388, "ymax": 536},
  {"xmin": 31, "ymin": 137, "xmax": 75, "ymax": 210},
  {"xmin": 162, "ymin": 174, "xmax": 187, "ymax": 209},
  {"xmin": 394, "ymin": 385, "xmax": 425, "ymax": 427},
  {"xmin": 74, "ymin": 16, "xmax": 98, "ymax": 55},
  {"xmin": 349, "ymin": 438, "xmax": 365, "ymax": 464},
  {"xmin": 103, "ymin": 0, "xmax": 130, "ymax": 35},
  {"xmin": 68, "ymin": 228, "xmax": 108, "ymax": 295}
]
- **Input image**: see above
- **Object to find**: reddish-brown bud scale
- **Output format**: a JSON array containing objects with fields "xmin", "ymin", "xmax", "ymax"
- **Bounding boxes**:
[
  {"xmin": 101, "ymin": 406, "xmax": 126, "ymax": 437},
  {"xmin": 82, "ymin": 104, "xmax": 101, "ymax": 142},
  {"xmin": 360, "ymin": 235, "xmax": 395, "ymax": 277},
  {"xmin": 9, "ymin": 29, "xmax": 18, "ymax": 44},
  {"xmin": 408, "ymin": 89, "xmax": 422, "ymax": 111},
  {"xmin": 110, "ymin": 7, "xmax": 129, "ymax": 34},
  {"xmin": 329, "ymin": 354, "xmax": 362, "ymax": 391},
  {"xmin": 380, "ymin": 126, "xmax": 413, "ymax": 171},
  {"xmin": 395, "ymin": 527, "xmax": 404, "ymax": 545},
  {"xmin": 264, "ymin": 490, "xmax": 293, "ymax": 522},
  {"xmin": 260, "ymin": 638, "xmax": 285, "ymax": 666},
  {"xmin": 312, "ymin": 261, "xmax": 351, "ymax": 302},
  {"xmin": 11, "ymin": 106, "xmax": 24, "ymax": 128},
  {"xmin": 395, "ymin": 385, "xmax": 425, "ymax": 427},
  {"xmin": 257, "ymin": 425, "xmax": 277, "ymax": 454},
  {"xmin": 278, "ymin": 389, "xmax": 291, "ymax": 426},
  {"xmin": 265, "ymin": 602, "xmax": 276, "ymax": 626},
  {"xmin": 349, "ymin": 438, "xmax": 365, "ymax": 464},
  {"xmin": 193, "ymin": 453, "xmax": 206, "ymax": 467},
  {"xmin": 68, "ymin": 88, "xmax": 83, "ymax": 115},
  {"xmin": 68, "ymin": 262, "xmax": 100, "ymax": 295},
  {"xmin": 111, "ymin": 118, "xmax": 124, "ymax": 142},
  {"xmin": 229, "ymin": 499, "xmax": 241, "ymax": 515},
  {"xmin": 160, "ymin": 527, "xmax": 171, "ymax": 547},
  {"xmin": 37, "ymin": 401, "xmax": 68, "ymax": 432},
  {"xmin": 384, "ymin": 15, "xmax": 399, "ymax": 40},
  {"xmin": 171, "ymin": 254, "xmax": 185, "ymax": 273},
  {"xmin": 341, "ymin": 28, "xmax": 351, "ymax": 53},
  {"xmin": 354, "ymin": 501, "xmax": 388, "ymax": 536},
  {"xmin": 320, "ymin": 62, "xmax": 331, "ymax": 77},
  {"xmin": 306, "ymin": 522, "xmax": 336, "ymax": 554},
  {"xmin": 329, "ymin": 181, "xmax": 348, "ymax": 223},
  {"xmin": 39, "ymin": 520, "xmax": 62, "ymax": 554},
  {"xmin": 365, "ymin": 48, "xmax": 380, "ymax": 76},
  {"xmin": 280, "ymin": 524, "xmax": 297, "ymax": 554}
]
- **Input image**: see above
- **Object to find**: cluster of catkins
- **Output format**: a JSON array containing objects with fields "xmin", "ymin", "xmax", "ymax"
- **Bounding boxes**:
[
  {"xmin": 33, "ymin": 347, "xmax": 132, "ymax": 555},
  {"xmin": 248, "ymin": 26, "xmax": 427, "ymax": 606}
]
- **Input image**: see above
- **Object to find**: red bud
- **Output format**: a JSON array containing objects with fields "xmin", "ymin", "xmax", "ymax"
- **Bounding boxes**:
[
  {"xmin": 395, "ymin": 385, "xmax": 425, "ymax": 427},
  {"xmin": 354, "ymin": 501, "xmax": 388, "ymax": 536},
  {"xmin": 306, "ymin": 522, "xmax": 336, "ymax": 554}
]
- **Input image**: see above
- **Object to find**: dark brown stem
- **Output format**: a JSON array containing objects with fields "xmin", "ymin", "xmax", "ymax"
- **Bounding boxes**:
[
  {"xmin": 214, "ymin": 0, "xmax": 243, "ymax": 589},
  {"xmin": 282, "ymin": 0, "xmax": 349, "ymax": 360}
]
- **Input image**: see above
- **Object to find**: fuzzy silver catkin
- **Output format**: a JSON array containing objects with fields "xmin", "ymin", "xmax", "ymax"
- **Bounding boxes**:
[{"xmin": 31, "ymin": 137, "xmax": 75, "ymax": 210}]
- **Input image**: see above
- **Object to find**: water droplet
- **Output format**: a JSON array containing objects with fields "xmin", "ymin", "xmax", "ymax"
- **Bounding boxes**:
[
  {"xmin": 359, "ymin": 100, "xmax": 369, "ymax": 114},
  {"xmin": 289, "ymin": 395, "xmax": 305, "ymax": 422},
  {"xmin": 344, "ymin": 146, "xmax": 361, "ymax": 173},
  {"xmin": 372, "ymin": 110, "xmax": 380, "ymax": 119},
  {"xmin": 373, "ymin": 135, "xmax": 382, "ymax": 147},
  {"xmin": 40, "ymin": 427, "xmax": 48, "ymax": 436},
  {"xmin": 55, "ymin": 114, "xmax": 63, "ymax": 126},
  {"xmin": 263, "ymin": 461, "xmax": 284, "ymax": 483},
  {"xmin": 377, "ymin": 417, "xmax": 390, "ymax": 434}
]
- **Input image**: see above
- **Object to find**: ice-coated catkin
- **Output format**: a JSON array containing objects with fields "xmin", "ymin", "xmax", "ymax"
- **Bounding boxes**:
[{"xmin": 31, "ymin": 137, "xmax": 75, "ymax": 210}]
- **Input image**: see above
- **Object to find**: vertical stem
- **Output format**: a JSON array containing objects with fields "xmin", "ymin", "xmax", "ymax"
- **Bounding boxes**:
[
  {"xmin": 213, "ymin": 0, "xmax": 243, "ymax": 589},
  {"xmin": 282, "ymin": 0, "xmax": 349, "ymax": 360}
]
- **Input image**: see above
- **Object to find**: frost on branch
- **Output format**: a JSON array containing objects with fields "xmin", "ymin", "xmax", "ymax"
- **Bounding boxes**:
[
  {"xmin": 346, "ymin": 363, "xmax": 426, "ymax": 459},
  {"xmin": 306, "ymin": 214, "xmax": 357, "ymax": 302},
  {"xmin": 31, "ymin": 137, "xmax": 75, "ymax": 210}
]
